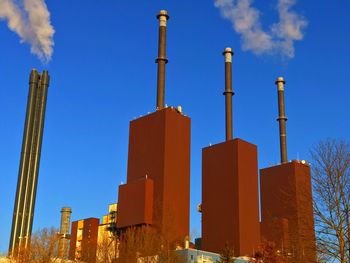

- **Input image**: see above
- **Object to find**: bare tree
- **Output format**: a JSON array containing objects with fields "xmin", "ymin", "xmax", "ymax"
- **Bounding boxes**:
[
  {"xmin": 116, "ymin": 225, "xmax": 185, "ymax": 263},
  {"xmin": 216, "ymin": 242, "xmax": 234, "ymax": 263},
  {"xmin": 253, "ymin": 241, "xmax": 288, "ymax": 263},
  {"xmin": 30, "ymin": 227, "xmax": 61, "ymax": 263},
  {"xmin": 96, "ymin": 231, "xmax": 118, "ymax": 263},
  {"xmin": 9, "ymin": 227, "xmax": 64, "ymax": 263},
  {"xmin": 310, "ymin": 139, "xmax": 350, "ymax": 263}
]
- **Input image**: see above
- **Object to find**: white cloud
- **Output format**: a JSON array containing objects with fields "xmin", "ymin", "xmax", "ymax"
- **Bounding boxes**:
[
  {"xmin": 0, "ymin": 0, "xmax": 55, "ymax": 62},
  {"xmin": 214, "ymin": 0, "xmax": 307, "ymax": 58}
]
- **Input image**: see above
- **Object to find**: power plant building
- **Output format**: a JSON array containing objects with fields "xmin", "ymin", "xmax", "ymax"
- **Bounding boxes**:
[
  {"xmin": 260, "ymin": 78, "xmax": 316, "ymax": 262},
  {"xmin": 69, "ymin": 218, "xmax": 99, "ymax": 263},
  {"xmin": 201, "ymin": 49, "xmax": 260, "ymax": 256},
  {"xmin": 6, "ymin": 10, "xmax": 319, "ymax": 263},
  {"xmin": 97, "ymin": 204, "xmax": 118, "ymax": 262},
  {"xmin": 260, "ymin": 161, "xmax": 316, "ymax": 261},
  {"xmin": 117, "ymin": 10, "xmax": 191, "ymax": 243}
]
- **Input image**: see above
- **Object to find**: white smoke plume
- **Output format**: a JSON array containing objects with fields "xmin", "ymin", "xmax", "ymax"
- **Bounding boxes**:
[
  {"xmin": 214, "ymin": 0, "xmax": 307, "ymax": 58},
  {"xmin": 0, "ymin": 0, "xmax": 54, "ymax": 62}
]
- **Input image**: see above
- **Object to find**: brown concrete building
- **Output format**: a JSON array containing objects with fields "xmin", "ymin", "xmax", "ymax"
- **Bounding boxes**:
[
  {"xmin": 202, "ymin": 138, "xmax": 260, "ymax": 256},
  {"xmin": 260, "ymin": 161, "xmax": 316, "ymax": 262},
  {"xmin": 117, "ymin": 107, "xmax": 191, "ymax": 242},
  {"xmin": 69, "ymin": 218, "xmax": 99, "ymax": 263}
]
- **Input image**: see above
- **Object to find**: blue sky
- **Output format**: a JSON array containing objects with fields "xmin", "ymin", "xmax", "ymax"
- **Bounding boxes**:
[{"xmin": 0, "ymin": 0, "xmax": 349, "ymax": 252}]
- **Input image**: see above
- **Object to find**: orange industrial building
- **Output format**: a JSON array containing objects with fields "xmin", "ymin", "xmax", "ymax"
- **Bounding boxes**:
[
  {"xmin": 260, "ymin": 161, "xmax": 316, "ymax": 262},
  {"xmin": 64, "ymin": 10, "xmax": 317, "ymax": 262},
  {"xmin": 69, "ymin": 218, "xmax": 99, "ymax": 263},
  {"xmin": 260, "ymin": 78, "xmax": 316, "ymax": 262},
  {"xmin": 202, "ymin": 139, "xmax": 261, "ymax": 256},
  {"xmin": 117, "ymin": 107, "xmax": 190, "ymax": 240},
  {"xmin": 69, "ymin": 204, "xmax": 118, "ymax": 263},
  {"xmin": 116, "ymin": 10, "xmax": 191, "ymax": 243},
  {"xmin": 201, "ymin": 48, "xmax": 260, "ymax": 256}
]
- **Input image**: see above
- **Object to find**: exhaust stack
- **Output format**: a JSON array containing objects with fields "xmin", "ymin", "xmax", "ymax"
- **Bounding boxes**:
[
  {"xmin": 58, "ymin": 207, "xmax": 72, "ymax": 259},
  {"xmin": 156, "ymin": 10, "xmax": 169, "ymax": 110},
  {"xmin": 9, "ymin": 69, "xmax": 50, "ymax": 255},
  {"xmin": 223, "ymin": 48, "xmax": 234, "ymax": 141},
  {"xmin": 275, "ymin": 77, "xmax": 288, "ymax": 163}
]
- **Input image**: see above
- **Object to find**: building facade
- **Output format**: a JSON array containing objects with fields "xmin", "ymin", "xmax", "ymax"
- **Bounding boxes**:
[
  {"xmin": 97, "ymin": 204, "xmax": 118, "ymax": 262},
  {"xmin": 201, "ymin": 139, "xmax": 261, "ymax": 256},
  {"xmin": 117, "ymin": 107, "xmax": 191, "ymax": 243},
  {"xmin": 69, "ymin": 218, "xmax": 99, "ymax": 263},
  {"xmin": 260, "ymin": 160, "xmax": 316, "ymax": 262}
]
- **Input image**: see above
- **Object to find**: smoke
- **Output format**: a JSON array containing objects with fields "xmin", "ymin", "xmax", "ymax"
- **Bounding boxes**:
[
  {"xmin": 0, "ymin": 0, "xmax": 54, "ymax": 62},
  {"xmin": 214, "ymin": 0, "xmax": 307, "ymax": 58}
]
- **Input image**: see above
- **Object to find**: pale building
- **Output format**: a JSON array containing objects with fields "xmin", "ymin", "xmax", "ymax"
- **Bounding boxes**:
[{"xmin": 96, "ymin": 203, "xmax": 118, "ymax": 262}]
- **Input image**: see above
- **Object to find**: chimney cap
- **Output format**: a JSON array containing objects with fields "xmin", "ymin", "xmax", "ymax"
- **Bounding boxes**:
[
  {"xmin": 61, "ymin": 207, "xmax": 72, "ymax": 212},
  {"xmin": 222, "ymin": 47, "xmax": 234, "ymax": 55},
  {"xmin": 29, "ymin": 69, "xmax": 39, "ymax": 83},
  {"xmin": 157, "ymin": 10, "xmax": 169, "ymax": 20},
  {"xmin": 41, "ymin": 70, "xmax": 50, "ymax": 85},
  {"xmin": 275, "ymin": 76, "xmax": 286, "ymax": 84}
]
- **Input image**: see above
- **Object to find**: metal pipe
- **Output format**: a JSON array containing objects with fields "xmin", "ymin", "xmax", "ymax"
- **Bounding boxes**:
[
  {"xmin": 9, "ymin": 69, "xmax": 39, "ymax": 255},
  {"xmin": 19, "ymin": 74, "xmax": 42, "ymax": 249},
  {"xmin": 223, "ymin": 48, "xmax": 234, "ymax": 141},
  {"xmin": 275, "ymin": 77, "xmax": 288, "ymax": 163},
  {"xmin": 25, "ymin": 71, "xmax": 50, "ymax": 245},
  {"xmin": 155, "ymin": 10, "xmax": 169, "ymax": 110}
]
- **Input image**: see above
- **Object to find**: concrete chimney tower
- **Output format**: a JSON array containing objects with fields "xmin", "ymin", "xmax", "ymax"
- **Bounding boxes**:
[
  {"xmin": 9, "ymin": 69, "xmax": 50, "ymax": 255},
  {"xmin": 58, "ymin": 207, "xmax": 72, "ymax": 259}
]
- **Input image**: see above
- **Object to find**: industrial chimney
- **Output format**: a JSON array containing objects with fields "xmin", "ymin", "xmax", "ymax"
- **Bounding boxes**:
[
  {"xmin": 223, "ymin": 48, "xmax": 234, "ymax": 141},
  {"xmin": 58, "ymin": 207, "xmax": 72, "ymax": 259},
  {"xmin": 275, "ymin": 77, "xmax": 288, "ymax": 163},
  {"xmin": 116, "ymin": 10, "xmax": 191, "ymax": 243},
  {"xmin": 201, "ymin": 48, "xmax": 260, "ymax": 255},
  {"xmin": 155, "ymin": 10, "xmax": 169, "ymax": 110},
  {"xmin": 9, "ymin": 69, "xmax": 50, "ymax": 255}
]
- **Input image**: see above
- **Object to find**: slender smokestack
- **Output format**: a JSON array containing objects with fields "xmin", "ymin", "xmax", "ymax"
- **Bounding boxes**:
[
  {"xmin": 9, "ymin": 69, "xmax": 39, "ymax": 254},
  {"xmin": 58, "ymin": 207, "xmax": 72, "ymax": 259},
  {"xmin": 275, "ymin": 77, "xmax": 288, "ymax": 163},
  {"xmin": 25, "ymin": 70, "xmax": 50, "ymax": 244},
  {"xmin": 155, "ymin": 10, "xmax": 169, "ymax": 110},
  {"xmin": 223, "ymin": 48, "xmax": 234, "ymax": 141},
  {"xmin": 9, "ymin": 69, "xmax": 50, "ymax": 255}
]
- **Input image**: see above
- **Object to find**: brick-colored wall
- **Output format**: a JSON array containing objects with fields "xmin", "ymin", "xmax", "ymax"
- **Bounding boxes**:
[
  {"xmin": 202, "ymin": 138, "xmax": 260, "ymax": 256},
  {"xmin": 260, "ymin": 161, "xmax": 316, "ymax": 262},
  {"xmin": 118, "ymin": 107, "xmax": 191, "ymax": 242}
]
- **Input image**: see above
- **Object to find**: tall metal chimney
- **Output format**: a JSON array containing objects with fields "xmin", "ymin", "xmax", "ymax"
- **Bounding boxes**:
[
  {"xmin": 58, "ymin": 207, "xmax": 72, "ymax": 259},
  {"xmin": 223, "ymin": 48, "xmax": 234, "ymax": 141},
  {"xmin": 9, "ymin": 69, "xmax": 50, "ymax": 255},
  {"xmin": 155, "ymin": 10, "xmax": 169, "ymax": 110},
  {"xmin": 25, "ymin": 70, "xmax": 50, "ymax": 244},
  {"xmin": 275, "ymin": 77, "xmax": 288, "ymax": 163}
]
